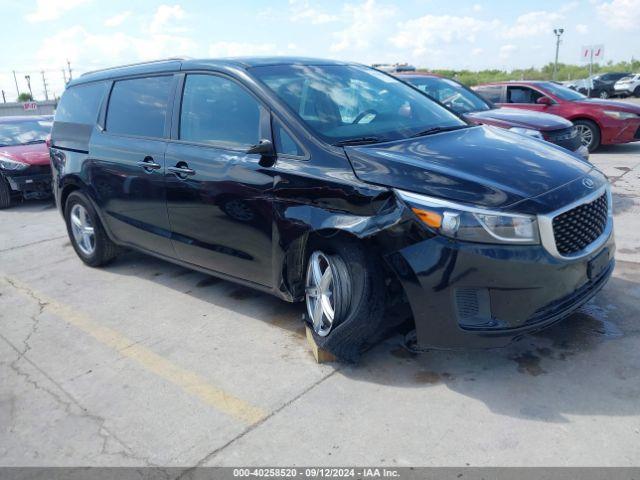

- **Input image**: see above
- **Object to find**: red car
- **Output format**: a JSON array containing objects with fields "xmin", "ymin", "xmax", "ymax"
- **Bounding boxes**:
[
  {"xmin": 473, "ymin": 81, "xmax": 640, "ymax": 151},
  {"xmin": 0, "ymin": 115, "xmax": 53, "ymax": 208}
]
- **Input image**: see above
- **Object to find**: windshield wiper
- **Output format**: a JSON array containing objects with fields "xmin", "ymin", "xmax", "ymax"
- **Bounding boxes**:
[
  {"xmin": 410, "ymin": 125, "xmax": 471, "ymax": 138},
  {"xmin": 333, "ymin": 136, "xmax": 382, "ymax": 146}
]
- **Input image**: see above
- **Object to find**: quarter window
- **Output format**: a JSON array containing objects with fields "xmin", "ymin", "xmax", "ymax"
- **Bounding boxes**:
[
  {"xmin": 106, "ymin": 76, "xmax": 173, "ymax": 138},
  {"xmin": 55, "ymin": 82, "xmax": 107, "ymax": 125},
  {"xmin": 180, "ymin": 74, "xmax": 260, "ymax": 148},
  {"xmin": 273, "ymin": 119, "xmax": 303, "ymax": 157}
]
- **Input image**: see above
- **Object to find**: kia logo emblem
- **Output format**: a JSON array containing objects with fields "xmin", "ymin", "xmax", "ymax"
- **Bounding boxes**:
[{"xmin": 582, "ymin": 178, "xmax": 595, "ymax": 189}]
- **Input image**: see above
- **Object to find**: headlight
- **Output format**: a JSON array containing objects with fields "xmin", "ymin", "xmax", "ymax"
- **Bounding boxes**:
[
  {"xmin": 603, "ymin": 110, "xmax": 639, "ymax": 120},
  {"xmin": 0, "ymin": 156, "xmax": 29, "ymax": 171},
  {"xmin": 509, "ymin": 127, "xmax": 543, "ymax": 139},
  {"xmin": 396, "ymin": 189, "xmax": 540, "ymax": 245}
]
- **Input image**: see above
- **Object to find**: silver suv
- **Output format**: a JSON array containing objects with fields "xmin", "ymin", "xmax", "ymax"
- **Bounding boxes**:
[{"xmin": 614, "ymin": 74, "xmax": 640, "ymax": 98}]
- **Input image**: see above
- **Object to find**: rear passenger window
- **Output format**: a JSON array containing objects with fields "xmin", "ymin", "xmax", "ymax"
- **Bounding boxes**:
[
  {"xmin": 507, "ymin": 86, "xmax": 543, "ymax": 104},
  {"xmin": 273, "ymin": 119, "xmax": 303, "ymax": 157},
  {"xmin": 106, "ymin": 76, "xmax": 172, "ymax": 138},
  {"xmin": 180, "ymin": 74, "xmax": 260, "ymax": 148},
  {"xmin": 474, "ymin": 85, "xmax": 502, "ymax": 103},
  {"xmin": 55, "ymin": 82, "xmax": 107, "ymax": 125}
]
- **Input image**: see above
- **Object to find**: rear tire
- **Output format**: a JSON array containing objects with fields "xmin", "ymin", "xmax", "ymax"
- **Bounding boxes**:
[
  {"xmin": 64, "ymin": 191, "xmax": 120, "ymax": 267},
  {"xmin": 305, "ymin": 239, "xmax": 386, "ymax": 362},
  {"xmin": 0, "ymin": 175, "xmax": 12, "ymax": 209},
  {"xmin": 598, "ymin": 90, "xmax": 609, "ymax": 99},
  {"xmin": 574, "ymin": 119, "xmax": 601, "ymax": 152},
  {"xmin": 634, "ymin": 86, "xmax": 640, "ymax": 98}
]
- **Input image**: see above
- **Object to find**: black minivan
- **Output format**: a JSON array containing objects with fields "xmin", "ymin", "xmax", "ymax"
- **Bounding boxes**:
[{"xmin": 50, "ymin": 57, "xmax": 615, "ymax": 361}]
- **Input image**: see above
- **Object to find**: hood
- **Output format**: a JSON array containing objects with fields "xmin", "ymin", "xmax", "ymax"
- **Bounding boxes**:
[
  {"xmin": 465, "ymin": 107, "xmax": 572, "ymax": 131},
  {"xmin": 0, "ymin": 142, "xmax": 50, "ymax": 166},
  {"xmin": 576, "ymin": 98, "xmax": 640, "ymax": 113},
  {"xmin": 345, "ymin": 125, "xmax": 593, "ymax": 211}
]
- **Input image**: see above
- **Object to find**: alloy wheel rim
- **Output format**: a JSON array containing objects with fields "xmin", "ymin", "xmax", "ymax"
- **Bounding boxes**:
[
  {"xmin": 70, "ymin": 204, "xmax": 96, "ymax": 256},
  {"xmin": 576, "ymin": 125, "xmax": 593, "ymax": 148},
  {"xmin": 305, "ymin": 251, "xmax": 336, "ymax": 337}
]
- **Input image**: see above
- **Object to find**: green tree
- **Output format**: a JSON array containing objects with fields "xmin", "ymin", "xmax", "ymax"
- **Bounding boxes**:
[{"xmin": 17, "ymin": 92, "xmax": 33, "ymax": 102}]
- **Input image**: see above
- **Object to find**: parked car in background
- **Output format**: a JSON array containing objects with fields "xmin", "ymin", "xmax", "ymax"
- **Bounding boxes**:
[
  {"xmin": 51, "ymin": 57, "xmax": 614, "ymax": 361},
  {"xmin": 398, "ymin": 73, "xmax": 588, "ymax": 160},
  {"xmin": 0, "ymin": 115, "xmax": 53, "ymax": 208},
  {"xmin": 568, "ymin": 73, "xmax": 630, "ymax": 98},
  {"xmin": 373, "ymin": 63, "xmax": 416, "ymax": 73},
  {"xmin": 614, "ymin": 73, "xmax": 640, "ymax": 98},
  {"xmin": 474, "ymin": 81, "xmax": 640, "ymax": 151}
]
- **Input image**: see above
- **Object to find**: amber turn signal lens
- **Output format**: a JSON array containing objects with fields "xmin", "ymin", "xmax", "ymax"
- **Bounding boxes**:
[{"xmin": 411, "ymin": 207, "xmax": 442, "ymax": 228}]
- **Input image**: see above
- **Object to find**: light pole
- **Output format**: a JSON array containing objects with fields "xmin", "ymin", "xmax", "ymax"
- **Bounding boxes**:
[
  {"xmin": 24, "ymin": 75, "xmax": 33, "ymax": 100},
  {"xmin": 553, "ymin": 28, "xmax": 564, "ymax": 81}
]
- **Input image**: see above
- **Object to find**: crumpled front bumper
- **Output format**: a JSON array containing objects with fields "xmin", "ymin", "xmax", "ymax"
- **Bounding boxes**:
[
  {"xmin": 3, "ymin": 170, "xmax": 52, "ymax": 199},
  {"xmin": 384, "ymin": 229, "xmax": 615, "ymax": 349}
]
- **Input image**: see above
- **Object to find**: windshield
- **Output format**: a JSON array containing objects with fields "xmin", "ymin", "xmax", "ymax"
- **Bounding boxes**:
[
  {"xmin": 251, "ymin": 64, "xmax": 465, "ymax": 144},
  {"xmin": 0, "ymin": 119, "xmax": 52, "ymax": 147},
  {"xmin": 403, "ymin": 76, "xmax": 491, "ymax": 114},
  {"xmin": 539, "ymin": 82, "xmax": 586, "ymax": 101}
]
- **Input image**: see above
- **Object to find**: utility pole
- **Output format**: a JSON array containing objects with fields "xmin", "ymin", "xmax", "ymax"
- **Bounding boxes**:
[
  {"xmin": 67, "ymin": 59, "xmax": 73, "ymax": 81},
  {"xmin": 41, "ymin": 71, "xmax": 49, "ymax": 100},
  {"xmin": 2, "ymin": 90, "xmax": 6, "ymax": 103},
  {"xmin": 62, "ymin": 69, "xmax": 68, "ymax": 85},
  {"xmin": 24, "ymin": 75, "xmax": 33, "ymax": 100},
  {"xmin": 553, "ymin": 28, "xmax": 564, "ymax": 81},
  {"xmin": 12, "ymin": 70, "xmax": 19, "ymax": 98}
]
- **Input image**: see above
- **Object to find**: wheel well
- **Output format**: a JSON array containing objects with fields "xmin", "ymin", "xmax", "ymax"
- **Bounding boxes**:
[{"xmin": 60, "ymin": 184, "xmax": 80, "ymax": 211}]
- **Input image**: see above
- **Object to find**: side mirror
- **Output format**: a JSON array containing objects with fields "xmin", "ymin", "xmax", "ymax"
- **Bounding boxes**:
[
  {"xmin": 536, "ymin": 96, "xmax": 553, "ymax": 106},
  {"xmin": 247, "ymin": 139, "xmax": 275, "ymax": 156}
]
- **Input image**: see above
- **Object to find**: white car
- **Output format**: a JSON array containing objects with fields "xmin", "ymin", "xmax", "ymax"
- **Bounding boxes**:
[{"xmin": 614, "ymin": 74, "xmax": 640, "ymax": 98}]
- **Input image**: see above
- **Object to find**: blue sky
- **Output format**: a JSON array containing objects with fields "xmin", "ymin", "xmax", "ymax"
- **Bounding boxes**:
[{"xmin": 0, "ymin": 0, "xmax": 638, "ymax": 101}]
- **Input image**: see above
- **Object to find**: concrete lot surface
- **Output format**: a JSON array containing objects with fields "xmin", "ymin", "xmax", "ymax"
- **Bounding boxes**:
[{"xmin": 2, "ymin": 126, "xmax": 640, "ymax": 467}]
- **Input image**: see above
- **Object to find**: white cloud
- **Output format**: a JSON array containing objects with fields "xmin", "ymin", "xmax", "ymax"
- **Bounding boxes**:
[
  {"xmin": 149, "ymin": 4, "xmax": 186, "ymax": 34},
  {"xmin": 576, "ymin": 23, "xmax": 589, "ymax": 34},
  {"xmin": 331, "ymin": 0, "xmax": 396, "ymax": 52},
  {"xmin": 597, "ymin": 0, "xmax": 640, "ymax": 30},
  {"xmin": 26, "ymin": 0, "xmax": 89, "ymax": 22},
  {"xmin": 472, "ymin": 4, "xmax": 483, "ymax": 12},
  {"xmin": 391, "ymin": 15, "xmax": 499, "ymax": 57},
  {"xmin": 289, "ymin": 0, "xmax": 338, "ymax": 24},
  {"xmin": 502, "ymin": 11, "xmax": 563, "ymax": 38},
  {"xmin": 208, "ymin": 42, "xmax": 277, "ymax": 58},
  {"xmin": 472, "ymin": 47, "xmax": 484, "ymax": 56},
  {"xmin": 104, "ymin": 11, "xmax": 131, "ymax": 27},
  {"xmin": 499, "ymin": 44, "xmax": 517, "ymax": 60}
]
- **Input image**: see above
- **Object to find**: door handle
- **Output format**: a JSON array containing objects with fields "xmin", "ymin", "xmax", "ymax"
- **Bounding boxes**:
[
  {"xmin": 168, "ymin": 165, "xmax": 196, "ymax": 178},
  {"xmin": 137, "ymin": 156, "xmax": 162, "ymax": 172}
]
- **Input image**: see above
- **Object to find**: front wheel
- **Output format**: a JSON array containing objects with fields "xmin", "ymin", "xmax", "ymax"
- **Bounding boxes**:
[
  {"xmin": 0, "ymin": 175, "xmax": 12, "ymax": 209},
  {"xmin": 598, "ymin": 90, "xmax": 609, "ymax": 99},
  {"xmin": 64, "ymin": 191, "xmax": 120, "ymax": 267},
  {"xmin": 305, "ymin": 240, "xmax": 386, "ymax": 362},
  {"xmin": 574, "ymin": 119, "xmax": 601, "ymax": 152},
  {"xmin": 634, "ymin": 86, "xmax": 640, "ymax": 98}
]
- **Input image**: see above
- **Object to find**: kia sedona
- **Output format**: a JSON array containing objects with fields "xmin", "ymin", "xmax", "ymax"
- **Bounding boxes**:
[
  {"xmin": 397, "ymin": 73, "xmax": 589, "ymax": 160},
  {"xmin": 474, "ymin": 81, "xmax": 640, "ymax": 151},
  {"xmin": 0, "ymin": 115, "xmax": 53, "ymax": 208},
  {"xmin": 50, "ymin": 58, "xmax": 615, "ymax": 361}
]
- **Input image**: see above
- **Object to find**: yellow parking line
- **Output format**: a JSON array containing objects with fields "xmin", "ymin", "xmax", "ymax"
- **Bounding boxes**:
[{"xmin": 2, "ymin": 276, "xmax": 267, "ymax": 426}]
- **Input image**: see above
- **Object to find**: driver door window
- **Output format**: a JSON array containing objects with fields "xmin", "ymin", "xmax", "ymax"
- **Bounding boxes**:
[{"xmin": 507, "ymin": 86, "xmax": 544, "ymax": 104}]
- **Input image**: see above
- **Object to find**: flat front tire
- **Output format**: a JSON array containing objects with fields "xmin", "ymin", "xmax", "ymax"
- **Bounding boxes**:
[
  {"xmin": 64, "ymin": 191, "xmax": 119, "ymax": 267},
  {"xmin": 305, "ymin": 240, "xmax": 386, "ymax": 362}
]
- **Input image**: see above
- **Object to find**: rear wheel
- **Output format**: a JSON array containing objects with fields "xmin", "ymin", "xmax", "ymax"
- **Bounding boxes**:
[
  {"xmin": 599, "ymin": 90, "xmax": 609, "ymax": 99},
  {"xmin": 305, "ymin": 239, "xmax": 386, "ymax": 362},
  {"xmin": 64, "ymin": 191, "xmax": 120, "ymax": 267},
  {"xmin": 0, "ymin": 175, "xmax": 12, "ymax": 209},
  {"xmin": 574, "ymin": 119, "xmax": 601, "ymax": 152},
  {"xmin": 634, "ymin": 86, "xmax": 640, "ymax": 98}
]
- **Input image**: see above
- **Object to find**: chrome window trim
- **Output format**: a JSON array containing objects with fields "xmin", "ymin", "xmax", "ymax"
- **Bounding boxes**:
[{"xmin": 537, "ymin": 184, "xmax": 613, "ymax": 260}]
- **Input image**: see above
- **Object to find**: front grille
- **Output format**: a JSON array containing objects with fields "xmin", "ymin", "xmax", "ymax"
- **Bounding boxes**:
[
  {"xmin": 545, "ymin": 126, "xmax": 581, "ymax": 152},
  {"xmin": 552, "ymin": 193, "xmax": 608, "ymax": 255}
]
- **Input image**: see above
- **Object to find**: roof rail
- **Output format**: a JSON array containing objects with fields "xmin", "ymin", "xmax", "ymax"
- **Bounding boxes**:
[{"xmin": 81, "ymin": 57, "xmax": 188, "ymax": 77}]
